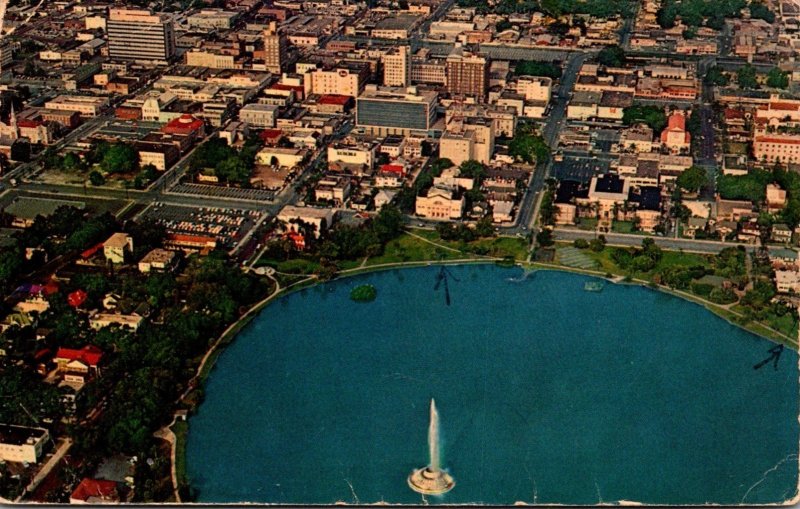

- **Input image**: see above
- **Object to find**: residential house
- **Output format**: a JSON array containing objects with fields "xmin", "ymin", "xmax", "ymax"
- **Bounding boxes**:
[{"xmin": 103, "ymin": 233, "xmax": 133, "ymax": 264}]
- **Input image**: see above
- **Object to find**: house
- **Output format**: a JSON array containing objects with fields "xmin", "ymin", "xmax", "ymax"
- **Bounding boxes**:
[
  {"xmin": 138, "ymin": 249, "xmax": 177, "ymax": 273},
  {"xmin": 738, "ymin": 219, "xmax": 761, "ymax": 243},
  {"xmin": 716, "ymin": 196, "xmax": 753, "ymax": 221},
  {"xmin": 0, "ymin": 424, "xmax": 50, "ymax": 464},
  {"xmin": 70, "ymin": 478, "xmax": 120, "ymax": 504},
  {"xmin": 772, "ymin": 223, "xmax": 793, "ymax": 244},
  {"xmin": 67, "ymin": 290, "xmax": 88, "ymax": 308},
  {"xmin": 165, "ymin": 233, "xmax": 217, "ymax": 254},
  {"xmin": 55, "ymin": 345, "xmax": 104, "ymax": 388},
  {"xmin": 103, "ymin": 233, "xmax": 133, "ymax": 264},
  {"xmin": 768, "ymin": 248, "xmax": 799, "ymax": 270},
  {"xmin": 89, "ymin": 313, "xmax": 144, "ymax": 332},
  {"xmin": 14, "ymin": 296, "xmax": 50, "ymax": 314},
  {"xmin": 54, "ymin": 345, "xmax": 104, "ymax": 377},
  {"xmin": 766, "ymin": 184, "xmax": 787, "ymax": 212},
  {"xmin": 374, "ymin": 189, "xmax": 397, "ymax": 209},
  {"xmin": 775, "ymin": 270, "xmax": 800, "ymax": 293}
]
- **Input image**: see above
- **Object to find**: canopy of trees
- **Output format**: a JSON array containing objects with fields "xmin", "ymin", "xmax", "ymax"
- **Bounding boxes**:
[
  {"xmin": 736, "ymin": 64, "xmax": 759, "ymax": 89},
  {"xmin": 514, "ymin": 61, "xmax": 562, "ymax": 78},
  {"xmin": 766, "ymin": 67, "xmax": 789, "ymax": 89},
  {"xmin": 509, "ymin": 125, "xmax": 550, "ymax": 164},
  {"xmin": 675, "ymin": 166, "xmax": 708, "ymax": 193},
  {"xmin": 622, "ymin": 105, "xmax": 667, "ymax": 133}
]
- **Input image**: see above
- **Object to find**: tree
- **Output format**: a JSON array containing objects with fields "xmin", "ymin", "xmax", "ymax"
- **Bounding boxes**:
[
  {"xmin": 215, "ymin": 156, "xmax": 250, "ymax": 185},
  {"xmin": 622, "ymin": 105, "xmax": 668, "ymax": 133},
  {"xmin": 597, "ymin": 45, "xmax": 625, "ymax": 67},
  {"xmin": 536, "ymin": 228, "xmax": 554, "ymax": 247},
  {"xmin": 495, "ymin": 19, "xmax": 513, "ymax": 32},
  {"xmin": 736, "ymin": 64, "xmax": 759, "ymax": 89},
  {"xmin": 101, "ymin": 143, "xmax": 139, "ymax": 174},
  {"xmin": 89, "ymin": 170, "xmax": 105, "ymax": 186},
  {"xmin": 749, "ymin": 2, "xmax": 775, "ymax": 22},
  {"xmin": 509, "ymin": 126, "xmax": 550, "ymax": 164},
  {"xmin": 458, "ymin": 160, "xmax": 486, "ymax": 180},
  {"xmin": 766, "ymin": 67, "xmax": 789, "ymax": 89},
  {"xmin": 675, "ymin": 166, "xmax": 707, "ymax": 192},
  {"xmin": 514, "ymin": 61, "xmax": 562, "ymax": 79}
]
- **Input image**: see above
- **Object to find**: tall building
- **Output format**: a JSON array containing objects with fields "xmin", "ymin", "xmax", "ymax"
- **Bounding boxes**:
[
  {"xmin": 356, "ymin": 85, "xmax": 438, "ymax": 136},
  {"xmin": 445, "ymin": 47, "xmax": 489, "ymax": 101},
  {"xmin": 439, "ymin": 116, "xmax": 494, "ymax": 166},
  {"xmin": 107, "ymin": 8, "xmax": 176, "ymax": 63},
  {"xmin": 264, "ymin": 21, "xmax": 287, "ymax": 74},
  {"xmin": 310, "ymin": 63, "xmax": 370, "ymax": 98},
  {"xmin": 383, "ymin": 46, "xmax": 410, "ymax": 87}
]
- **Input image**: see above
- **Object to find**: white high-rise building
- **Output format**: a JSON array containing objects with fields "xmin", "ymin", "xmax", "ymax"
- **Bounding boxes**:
[
  {"xmin": 382, "ymin": 46, "xmax": 410, "ymax": 87},
  {"xmin": 107, "ymin": 8, "xmax": 176, "ymax": 63}
]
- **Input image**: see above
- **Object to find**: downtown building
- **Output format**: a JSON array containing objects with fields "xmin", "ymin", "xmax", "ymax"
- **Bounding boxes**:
[
  {"xmin": 263, "ymin": 21, "xmax": 288, "ymax": 74},
  {"xmin": 445, "ymin": 46, "xmax": 489, "ymax": 101},
  {"xmin": 356, "ymin": 85, "xmax": 439, "ymax": 136},
  {"xmin": 107, "ymin": 8, "xmax": 176, "ymax": 64},
  {"xmin": 382, "ymin": 46, "xmax": 411, "ymax": 87}
]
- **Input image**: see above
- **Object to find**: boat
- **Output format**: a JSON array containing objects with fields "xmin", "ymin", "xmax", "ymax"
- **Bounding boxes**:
[{"xmin": 584, "ymin": 281, "xmax": 604, "ymax": 292}]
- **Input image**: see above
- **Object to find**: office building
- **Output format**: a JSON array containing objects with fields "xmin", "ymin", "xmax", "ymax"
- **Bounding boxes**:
[
  {"xmin": 356, "ymin": 85, "xmax": 438, "ymax": 136},
  {"xmin": 383, "ymin": 46, "xmax": 411, "ymax": 87},
  {"xmin": 445, "ymin": 47, "xmax": 489, "ymax": 101},
  {"xmin": 107, "ymin": 8, "xmax": 176, "ymax": 63},
  {"xmin": 264, "ymin": 21, "xmax": 288, "ymax": 74}
]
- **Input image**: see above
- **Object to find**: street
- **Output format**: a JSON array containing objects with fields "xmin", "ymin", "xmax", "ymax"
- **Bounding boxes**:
[{"xmin": 553, "ymin": 227, "xmax": 744, "ymax": 254}]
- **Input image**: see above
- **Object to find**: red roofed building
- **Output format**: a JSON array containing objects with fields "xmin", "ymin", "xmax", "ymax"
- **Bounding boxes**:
[
  {"xmin": 55, "ymin": 345, "xmax": 104, "ymax": 382},
  {"xmin": 317, "ymin": 94, "xmax": 353, "ymax": 113},
  {"xmin": 754, "ymin": 132, "xmax": 800, "ymax": 163},
  {"xmin": 162, "ymin": 114, "xmax": 205, "ymax": 139},
  {"xmin": 67, "ymin": 290, "xmax": 88, "ymax": 308},
  {"xmin": 165, "ymin": 233, "xmax": 217, "ymax": 254},
  {"xmin": 660, "ymin": 111, "xmax": 691, "ymax": 152},
  {"xmin": 284, "ymin": 230, "xmax": 306, "ymax": 250},
  {"xmin": 379, "ymin": 163, "xmax": 406, "ymax": 177},
  {"xmin": 756, "ymin": 96, "xmax": 800, "ymax": 125},
  {"xmin": 259, "ymin": 128, "xmax": 284, "ymax": 146},
  {"xmin": 80, "ymin": 242, "xmax": 104, "ymax": 260},
  {"xmin": 70, "ymin": 478, "xmax": 120, "ymax": 504}
]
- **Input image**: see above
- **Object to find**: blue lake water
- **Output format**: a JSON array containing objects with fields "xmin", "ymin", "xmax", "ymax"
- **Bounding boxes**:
[{"xmin": 186, "ymin": 265, "xmax": 800, "ymax": 505}]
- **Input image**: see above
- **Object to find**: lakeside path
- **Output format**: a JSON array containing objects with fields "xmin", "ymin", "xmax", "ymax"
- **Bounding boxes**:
[{"xmin": 165, "ymin": 239, "xmax": 798, "ymax": 500}]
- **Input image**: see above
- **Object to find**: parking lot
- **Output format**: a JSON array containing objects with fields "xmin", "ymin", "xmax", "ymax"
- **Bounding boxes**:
[
  {"xmin": 141, "ymin": 202, "xmax": 264, "ymax": 248},
  {"xmin": 552, "ymin": 155, "xmax": 611, "ymax": 184},
  {"xmin": 170, "ymin": 183, "xmax": 276, "ymax": 203}
]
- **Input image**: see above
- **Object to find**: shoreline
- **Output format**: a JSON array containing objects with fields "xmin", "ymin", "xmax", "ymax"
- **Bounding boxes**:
[{"xmin": 168, "ymin": 256, "xmax": 798, "ymax": 501}]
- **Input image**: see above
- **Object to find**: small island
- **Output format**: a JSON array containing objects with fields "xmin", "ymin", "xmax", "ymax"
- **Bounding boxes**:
[{"xmin": 350, "ymin": 284, "xmax": 377, "ymax": 302}]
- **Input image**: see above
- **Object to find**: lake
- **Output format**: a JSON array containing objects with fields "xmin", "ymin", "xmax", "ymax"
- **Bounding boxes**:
[{"xmin": 186, "ymin": 265, "xmax": 799, "ymax": 505}]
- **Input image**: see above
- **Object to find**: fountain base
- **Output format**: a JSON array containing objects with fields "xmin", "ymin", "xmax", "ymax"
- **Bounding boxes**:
[{"xmin": 408, "ymin": 467, "xmax": 455, "ymax": 495}]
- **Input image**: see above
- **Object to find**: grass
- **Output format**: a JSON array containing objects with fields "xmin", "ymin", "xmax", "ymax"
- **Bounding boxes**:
[
  {"xmin": 577, "ymin": 217, "xmax": 598, "ymax": 230},
  {"xmin": 365, "ymin": 233, "xmax": 465, "ymax": 266},
  {"xmin": 171, "ymin": 420, "xmax": 188, "ymax": 489},
  {"xmin": 611, "ymin": 220, "xmax": 635, "ymax": 233},
  {"xmin": 468, "ymin": 236, "xmax": 529, "ymax": 260},
  {"xmin": 658, "ymin": 250, "xmax": 713, "ymax": 269},
  {"xmin": 725, "ymin": 141, "xmax": 749, "ymax": 155},
  {"xmin": 256, "ymin": 257, "xmax": 320, "ymax": 274}
]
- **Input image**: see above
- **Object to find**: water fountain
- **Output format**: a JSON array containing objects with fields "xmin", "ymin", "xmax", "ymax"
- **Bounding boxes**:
[{"xmin": 408, "ymin": 399, "xmax": 455, "ymax": 495}]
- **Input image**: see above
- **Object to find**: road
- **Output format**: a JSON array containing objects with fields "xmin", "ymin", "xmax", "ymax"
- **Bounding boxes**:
[
  {"xmin": 505, "ymin": 51, "xmax": 595, "ymax": 244},
  {"xmin": 553, "ymin": 227, "xmax": 742, "ymax": 254}
]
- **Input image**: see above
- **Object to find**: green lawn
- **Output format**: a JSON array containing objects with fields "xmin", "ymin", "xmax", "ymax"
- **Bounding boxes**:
[
  {"xmin": 611, "ymin": 221, "xmax": 635, "ymax": 233},
  {"xmin": 365, "ymin": 233, "xmax": 465, "ymax": 266},
  {"xmin": 172, "ymin": 420, "xmax": 188, "ymax": 489},
  {"xmin": 658, "ymin": 250, "xmax": 713, "ymax": 269},
  {"xmin": 469, "ymin": 236, "xmax": 530, "ymax": 260},
  {"xmin": 577, "ymin": 217, "xmax": 598, "ymax": 230}
]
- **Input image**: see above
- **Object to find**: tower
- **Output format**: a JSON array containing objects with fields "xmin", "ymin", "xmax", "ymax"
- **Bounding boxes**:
[
  {"xmin": 383, "ymin": 45, "xmax": 411, "ymax": 88},
  {"xmin": 264, "ymin": 21, "xmax": 287, "ymax": 74}
]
